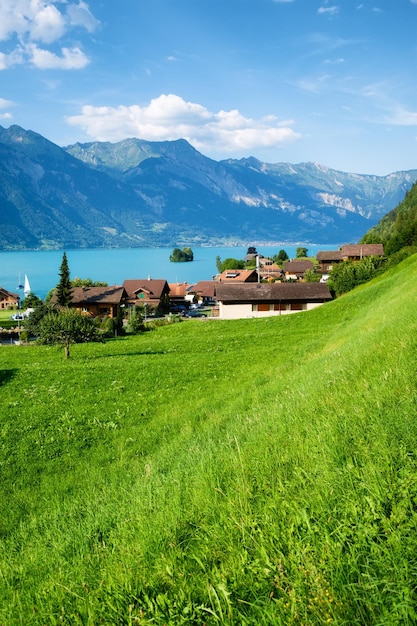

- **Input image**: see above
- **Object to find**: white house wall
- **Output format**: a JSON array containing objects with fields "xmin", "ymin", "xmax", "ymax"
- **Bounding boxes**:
[{"xmin": 218, "ymin": 301, "xmax": 325, "ymax": 320}]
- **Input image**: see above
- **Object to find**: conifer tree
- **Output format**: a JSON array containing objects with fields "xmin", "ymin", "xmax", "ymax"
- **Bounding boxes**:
[{"xmin": 56, "ymin": 251, "xmax": 72, "ymax": 306}]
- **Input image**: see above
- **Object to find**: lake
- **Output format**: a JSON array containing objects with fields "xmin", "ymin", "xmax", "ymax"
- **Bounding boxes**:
[{"xmin": 0, "ymin": 244, "xmax": 337, "ymax": 300}]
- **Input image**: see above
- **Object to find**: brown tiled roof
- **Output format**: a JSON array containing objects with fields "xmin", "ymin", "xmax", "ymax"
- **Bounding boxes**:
[
  {"xmin": 187, "ymin": 281, "xmax": 216, "ymax": 298},
  {"xmin": 341, "ymin": 244, "xmax": 384, "ymax": 257},
  {"xmin": 123, "ymin": 279, "xmax": 169, "ymax": 299},
  {"xmin": 317, "ymin": 250, "xmax": 343, "ymax": 262},
  {"xmin": 0, "ymin": 287, "xmax": 20, "ymax": 299},
  {"xmin": 284, "ymin": 260, "xmax": 315, "ymax": 273},
  {"xmin": 168, "ymin": 282, "xmax": 188, "ymax": 297},
  {"xmin": 216, "ymin": 282, "xmax": 332, "ymax": 303},
  {"xmin": 218, "ymin": 269, "xmax": 258, "ymax": 282},
  {"xmin": 70, "ymin": 286, "xmax": 126, "ymax": 305}
]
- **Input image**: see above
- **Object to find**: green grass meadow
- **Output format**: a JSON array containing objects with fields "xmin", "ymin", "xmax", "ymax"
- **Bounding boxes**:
[{"xmin": 1, "ymin": 255, "xmax": 417, "ymax": 624}]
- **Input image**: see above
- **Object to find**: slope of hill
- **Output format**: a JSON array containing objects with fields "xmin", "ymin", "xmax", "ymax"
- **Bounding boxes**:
[
  {"xmin": 361, "ymin": 181, "xmax": 417, "ymax": 255},
  {"xmin": 0, "ymin": 123, "xmax": 416, "ymax": 250},
  {"xmin": 1, "ymin": 253, "xmax": 417, "ymax": 622}
]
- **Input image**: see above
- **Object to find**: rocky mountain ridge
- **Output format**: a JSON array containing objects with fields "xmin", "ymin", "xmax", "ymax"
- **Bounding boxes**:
[{"xmin": 0, "ymin": 124, "xmax": 416, "ymax": 250}]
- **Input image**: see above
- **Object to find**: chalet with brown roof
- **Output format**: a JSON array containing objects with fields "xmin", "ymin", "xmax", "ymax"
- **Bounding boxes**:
[
  {"xmin": 316, "ymin": 244, "xmax": 384, "ymax": 272},
  {"xmin": 0, "ymin": 287, "xmax": 20, "ymax": 309},
  {"xmin": 123, "ymin": 278, "xmax": 170, "ymax": 310},
  {"xmin": 283, "ymin": 259, "xmax": 315, "ymax": 280},
  {"xmin": 216, "ymin": 282, "xmax": 332, "ymax": 319},
  {"xmin": 217, "ymin": 269, "xmax": 258, "ymax": 283},
  {"xmin": 168, "ymin": 282, "xmax": 189, "ymax": 308},
  {"xmin": 186, "ymin": 280, "xmax": 217, "ymax": 304},
  {"xmin": 258, "ymin": 259, "xmax": 283, "ymax": 281},
  {"xmin": 340, "ymin": 244, "xmax": 384, "ymax": 261},
  {"xmin": 316, "ymin": 250, "xmax": 343, "ymax": 273},
  {"xmin": 68, "ymin": 286, "xmax": 127, "ymax": 318}
]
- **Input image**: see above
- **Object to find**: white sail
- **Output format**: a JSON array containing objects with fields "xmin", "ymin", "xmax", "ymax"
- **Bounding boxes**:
[{"xmin": 24, "ymin": 274, "xmax": 31, "ymax": 297}]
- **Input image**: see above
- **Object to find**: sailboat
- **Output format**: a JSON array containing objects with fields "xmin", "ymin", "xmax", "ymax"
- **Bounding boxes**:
[{"xmin": 24, "ymin": 274, "xmax": 31, "ymax": 297}]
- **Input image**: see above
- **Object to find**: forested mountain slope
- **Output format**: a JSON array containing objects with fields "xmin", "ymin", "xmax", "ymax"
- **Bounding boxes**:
[{"xmin": 361, "ymin": 181, "xmax": 417, "ymax": 255}]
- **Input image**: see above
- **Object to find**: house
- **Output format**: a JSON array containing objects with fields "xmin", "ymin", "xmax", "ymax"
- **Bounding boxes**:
[
  {"xmin": 69, "ymin": 286, "xmax": 127, "ymax": 318},
  {"xmin": 340, "ymin": 244, "xmax": 384, "ymax": 261},
  {"xmin": 317, "ymin": 244, "xmax": 385, "ymax": 272},
  {"xmin": 168, "ymin": 282, "xmax": 189, "ymax": 309},
  {"xmin": 186, "ymin": 280, "xmax": 217, "ymax": 305},
  {"xmin": 123, "ymin": 278, "xmax": 170, "ymax": 311},
  {"xmin": 283, "ymin": 259, "xmax": 315, "ymax": 281},
  {"xmin": 258, "ymin": 259, "xmax": 283, "ymax": 281},
  {"xmin": 316, "ymin": 250, "xmax": 343, "ymax": 273},
  {"xmin": 217, "ymin": 269, "xmax": 258, "ymax": 283},
  {"xmin": 215, "ymin": 282, "xmax": 332, "ymax": 320},
  {"xmin": 0, "ymin": 287, "xmax": 20, "ymax": 310}
]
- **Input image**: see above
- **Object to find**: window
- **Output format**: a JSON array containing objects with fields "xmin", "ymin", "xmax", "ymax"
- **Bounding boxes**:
[
  {"xmin": 257, "ymin": 303, "xmax": 270, "ymax": 312},
  {"xmin": 290, "ymin": 302, "xmax": 303, "ymax": 311},
  {"xmin": 273, "ymin": 303, "xmax": 285, "ymax": 311}
]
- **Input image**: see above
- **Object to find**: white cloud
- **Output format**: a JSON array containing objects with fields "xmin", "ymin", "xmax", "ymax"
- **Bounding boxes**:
[
  {"xmin": 318, "ymin": 6, "xmax": 340, "ymax": 16},
  {"xmin": 0, "ymin": 96, "xmax": 13, "ymax": 108},
  {"xmin": 0, "ymin": 96, "xmax": 14, "ymax": 120},
  {"xmin": 66, "ymin": 1, "xmax": 100, "ymax": 33},
  {"xmin": 0, "ymin": 0, "xmax": 99, "ymax": 69},
  {"xmin": 66, "ymin": 94, "xmax": 301, "ymax": 155},
  {"xmin": 0, "ymin": 48, "xmax": 24, "ymax": 70},
  {"xmin": 384, "ymin": 107, "xmax": 417, "ymax": 126},
  {"xmin": 28, "ymin": 44, "xmax": 90, "ymax": 69},
  {"xmin": 30, "ymin": 3, "xmax": 66, "ymax": 44}
]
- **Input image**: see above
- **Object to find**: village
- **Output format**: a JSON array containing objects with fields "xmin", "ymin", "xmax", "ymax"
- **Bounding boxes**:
[{"xmin": 0, "ymin": 244, "xmax": 384, "ymax": 337}]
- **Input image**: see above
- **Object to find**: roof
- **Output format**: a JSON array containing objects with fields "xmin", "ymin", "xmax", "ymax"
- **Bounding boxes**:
[
  {"xmin": 70, "ymin": 286, "xmax": 126, "ymax": 305},
  {"xmin": 316, "ymin": 250, "xmax": 343, "ymax": 262},
  {"xmin": 168, "ymin": 282, "xmax": 188, "ymax": 297},
  {"xmin": 123, "ymin": 279, "xmax": 169, "ymax": 299},
  {"xmin": 0, "ymin": 287, "xmax": 20, "ymax": 299},
  {"xmin": 186, "ymin": 280, "xmax": 216, "ymax": 298},
  {"xmin": 216, "ymin": 282, "xmax": 332, "ymax": 303},
  {"xmin": 284, "ymin": 260, "xmax": 315, "ymax": 273},
  {"xmin": 340, "ymin": 244, "xmax": 384, "ymax": 257},
  {"xmin": 218, "ymin": 269, "xmax": 258, "ymax": 283}
]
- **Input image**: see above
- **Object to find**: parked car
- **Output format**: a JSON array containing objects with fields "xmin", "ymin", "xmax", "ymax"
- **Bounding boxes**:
[{"xmin": 183, "ymin": 310, "xmax": 207, "ymax": 318}]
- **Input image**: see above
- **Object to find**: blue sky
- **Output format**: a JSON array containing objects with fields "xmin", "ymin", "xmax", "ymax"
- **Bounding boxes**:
[{"xmin": 0, "ymin": 0, "xmax": 416, "ymax": 175}]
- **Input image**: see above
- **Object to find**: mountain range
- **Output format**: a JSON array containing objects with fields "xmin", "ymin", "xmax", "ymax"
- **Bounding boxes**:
[{"xmin": 0, "ymin": 124, "xmax": 416, "ymax": 250}]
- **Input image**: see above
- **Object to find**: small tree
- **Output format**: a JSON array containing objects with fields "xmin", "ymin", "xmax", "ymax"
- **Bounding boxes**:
[
  {"xmin": 25, "ymin": 302, "xmax": 54, "ymax": 338},
  {"xmin": 128, "ymin": 307, "xmax": 145, "ymax": 334},
  {"xmin": 56, "ymin": 252, "xmax": 72, "ymax": 306},
  {"xmin": 304, "ymin": 269, "xmax": 321, "ymax": 283},
  {"xmin": 296, "ymin": 247, "xmax": 308, "ymax": 258},
  {"xmin": 219, "ymin": 258, "xmax": 245, "ymax": 272},
  {"xmin": 274, "ymin": 249, "xmax": 289, "ymax": 264},
  {"xmin": 22, "ymin": 292, "xmax": 43, "ymax": 309},
  {"xmin": 71, "ymin": 277, "xmax": 108, "ymax": 287},
  {"xmin": 38, "ymin": 308, "xmax": 101, "ymax": 359}
]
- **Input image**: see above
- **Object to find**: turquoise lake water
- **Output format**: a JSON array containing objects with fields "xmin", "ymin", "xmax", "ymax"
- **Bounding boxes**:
[{"xmin": 0, "ymin": 244, "xmax": 337, "ymax": 300}]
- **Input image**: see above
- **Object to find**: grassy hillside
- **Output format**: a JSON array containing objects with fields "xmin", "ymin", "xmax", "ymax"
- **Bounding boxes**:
[{"xmin": 1, "ymin": 255, "xmax": 417, "ymax": 624}]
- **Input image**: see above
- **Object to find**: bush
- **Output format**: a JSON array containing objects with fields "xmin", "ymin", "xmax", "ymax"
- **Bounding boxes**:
[{"xmin": 328, "ymin": 256, "xmax": 387, "ymax": 296}]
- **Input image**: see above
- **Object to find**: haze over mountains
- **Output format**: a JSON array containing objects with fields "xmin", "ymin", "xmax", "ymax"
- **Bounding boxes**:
[{"xmin": 0, "ymin": 124, "xmax": 416, "ymax": 251}]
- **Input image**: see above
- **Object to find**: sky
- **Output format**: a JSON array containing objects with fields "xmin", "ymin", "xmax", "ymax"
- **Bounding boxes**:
[{"xmin": 0, "ymin": 0, "xmax": 416, "ymax": 176}]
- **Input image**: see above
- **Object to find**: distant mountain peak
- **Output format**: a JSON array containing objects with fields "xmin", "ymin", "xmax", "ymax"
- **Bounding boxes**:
[{"xmin": 1, "ymin": 124, "xmax": 417, "ymax": 250}]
